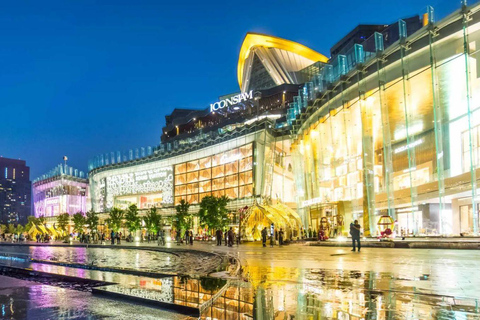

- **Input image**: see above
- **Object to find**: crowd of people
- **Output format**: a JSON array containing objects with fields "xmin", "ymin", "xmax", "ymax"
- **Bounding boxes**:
[
  {"xmin": 214, "ymin": 227, "xmax": 240, "ymax": 247},
  {"xmin": 0, "ymin": 233, "xmax": 27, "ymax": 243},
  {"xmin": 1, "ymin": 222, "xmax": 364, "ymax": 252}
]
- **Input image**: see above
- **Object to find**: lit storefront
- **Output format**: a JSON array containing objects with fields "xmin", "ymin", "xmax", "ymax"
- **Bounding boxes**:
[
  {"xmin": 89, "ymin": 131, "xmax": 291, "ymax": 215},
  {"xmin": 87, "ymin": 33, "xmax": 313, "ymax": 234},
  {"xmin": 291, "ymin": 4, "xmax": 480, "ymax": 236},
  {"xmin": 33, "ymin": 164, "xmax": 88, "ymax": 217},
  {"xmin": 174, "ymin": 143, "xmax": 254, "ymax": 205}
]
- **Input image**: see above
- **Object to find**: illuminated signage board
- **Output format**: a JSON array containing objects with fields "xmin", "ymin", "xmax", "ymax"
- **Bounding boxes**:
[
  {"xmin": 105, "ymin": 166, "xmax": 174, "ymax": 207},
  {"xmin": 45, "ymin": 197, "xmax": 59, "ymax": 206},
  {"xmin": 394, "ymin": 139, "xmax": 423, "ymax": 154},
  {"xmin": 302, "ymin": 197, "xmax": 323, "ymax": 208},
  {"xmin": 210, "ymin": 90, "xmax": 253, "ymax": 112}
]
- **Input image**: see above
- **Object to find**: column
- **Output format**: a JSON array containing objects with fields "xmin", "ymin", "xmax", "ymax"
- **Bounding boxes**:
[
  {"xmin": 398, "ymin": 19, "xmax": 419, "ymax": 234},
  {"xmin": 427, "ymin": 6, "xmax": 447, "ymax": 234},
  {"xmin": 374, "ymin": 32, "xmax": 396, "ymax": 220},
  {"xmin": 461, "ymin": 1, "xmax": 479, "ymax": 234},
  {"xmin": 356, "ymin": 45, "xmax": 376, "ymax": 236}
]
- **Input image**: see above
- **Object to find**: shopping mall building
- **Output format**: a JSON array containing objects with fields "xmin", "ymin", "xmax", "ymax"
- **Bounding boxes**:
[
  {"xmin": 88, "ymin": 33, "xmax": 321, "ymax": 237},
  {"xmin": 33, "ymin": 164, "xmax": 88, "ymax": 217},
  {"xmin": 89, "ymin": 2, "xmax": 480, "ymax": 237}
]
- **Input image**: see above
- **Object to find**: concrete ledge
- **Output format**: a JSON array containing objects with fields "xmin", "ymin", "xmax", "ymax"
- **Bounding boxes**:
[
  {"xmin": 29, "ymin": 259, "xmax": 177, "ymax": 278},
  {"xmin": 0, "ymin": 242, "xmax": 218, "ymax": 257},
  {"xmin": 92, "ymin": 286, "xmax": 200, "ymax": 317},
  {"xmin": 0, "ymin": 265, "xmax": 113, "ymax": 287}
]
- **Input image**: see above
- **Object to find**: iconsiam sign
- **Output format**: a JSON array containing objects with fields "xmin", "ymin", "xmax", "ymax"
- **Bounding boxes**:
[
  {"xmin": 105, "ymin": 167, "xmax": 173, "ymax": 208},
  {"xmin": 210, "ymin": 90, "xmax": 253, "ymax": 112}
]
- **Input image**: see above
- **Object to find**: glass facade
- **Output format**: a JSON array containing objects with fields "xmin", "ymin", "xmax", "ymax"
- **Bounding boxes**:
[
  {"xmin": 33, "ymin": 176, "xmax": 88, "ymax": 217},
  {"xmin": 89, "ymin": 131, "xmax": 273, "ymax": 214},
  {"xmin": 174, "ymin": 143, "xmax": 254, "ymax": 205},
  {"xmin": 292, "ymin": 5, "xmax": 480, "ymax": 236}
]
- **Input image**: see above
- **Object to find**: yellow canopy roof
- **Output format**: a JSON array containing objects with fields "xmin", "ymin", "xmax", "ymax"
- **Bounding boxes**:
[{"xmin": 237, "ymin": 32, "xmax": 329, "ymax": 89}]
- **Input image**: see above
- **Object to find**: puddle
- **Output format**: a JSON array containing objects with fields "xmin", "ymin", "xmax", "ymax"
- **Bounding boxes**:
[{"xmin": 0, "ymin": 246, "xmax": 479, "ymax": 319}]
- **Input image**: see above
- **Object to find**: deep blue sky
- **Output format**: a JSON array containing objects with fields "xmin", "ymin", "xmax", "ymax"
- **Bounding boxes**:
[{"xmin": 0, "ymin": 0, "xmax": 459, "ymax": 179}]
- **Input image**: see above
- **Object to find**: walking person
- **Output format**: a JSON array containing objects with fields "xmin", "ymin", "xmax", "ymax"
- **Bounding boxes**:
[
  {"xmin": 261, "ymin": 227, "xmax": 268, "ymax": 247},
  {"xmin": 157, "ymin": 229, "xmax": 164, "ymax": 246},
  {"xmin": 350, "ymin": 220, "xmax": 361, "ymax": 252},
  {"xmin": 279, "ymin": 228, "xmax": 284, "ymax": 246},
  {"xmin": 224, "ymin": 230, "xmax": 228, "ymax": 246},
  {"xmin": 189, "ymin": 230, "xmax": 194, "ymax": 245},
  {"xmin": 216, "ymin": 229, "xmax": 223, "ymax": 246},
  {"xmin": 110, "ymin": 230, "xmax": 115, "ymax": 245},
  {"xmin": 227, "ymin": 227, "xmax": 234, "ymax": 247}
]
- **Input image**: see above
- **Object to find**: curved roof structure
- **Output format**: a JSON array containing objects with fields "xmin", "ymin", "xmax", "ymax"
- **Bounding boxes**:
[{"xmin": 237, "ymin": 33, "xmax": 329, "ymax": 92}]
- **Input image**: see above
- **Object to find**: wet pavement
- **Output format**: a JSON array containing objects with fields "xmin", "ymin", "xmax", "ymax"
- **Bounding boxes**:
[
  {"xmin": 0, "ymin": 275, "xmax": 183, "ymax": 319},
  {"xmin": 0, "ymin": 242, "xmax": 480, "ymax": 319},
  {"xmin": 0, "ymin": 245, "xmax": 222, "ymax": 276}
]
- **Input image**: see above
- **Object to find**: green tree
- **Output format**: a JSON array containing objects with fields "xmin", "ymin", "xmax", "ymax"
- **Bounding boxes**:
[
  {"xmin": 106, "ymin": 207, "xmax": 124, "ymax": 232},
  {"xmin": 37, "ymin": 215, "xmax": 46, "ymax": 226},
  {"xmin": 15, "ymin": 225, "xmax": 24, "ymax": 236},
  {"xmin": 144, "ymin": 206, "xmax": 161, "ymax": 235},
  {"xmin": 124, "ymin": 204, "xmax": 141, "ymax": 235},
  {"xmin": 217, "ymin": 195, "xmax": 230, "ymax": 229},
  {"xmin": 25, "ymin": 216, "xmax": 38, "ymax": 232},
  {"xmin": 0, "ymin": 224, "xmax": 6, "ymax": 234},
  {"xmin": 7, "ymin": 224, "xmax": 15, "ymax": 234},
  {"xmin": 56, "ymin": 213, "xmax": 70, "ymax": 238},
  {"xmin": 72, "ymin": 212, "xmax": 86, "ymax": 234},
  {"xmin": 174, "ymin": 200, "xmax": 192, "ymax": 234},
  {"xmin": 85, "ymin": 210, "xmax": 99, "ymax": 233},
  {"xmin": 198, "ymin": 195, "xmax": 229, "ymax": 231}
]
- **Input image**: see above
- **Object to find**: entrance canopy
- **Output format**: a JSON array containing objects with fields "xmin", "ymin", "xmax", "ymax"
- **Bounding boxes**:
[{"xmin": 242, "ymin": 202, "xmax": 302, "ymax": 241}]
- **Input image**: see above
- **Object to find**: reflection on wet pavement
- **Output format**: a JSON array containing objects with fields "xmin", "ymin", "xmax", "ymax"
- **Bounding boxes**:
[
  {"xmin": 200, "ymin": 276, "xmax": 480, "ymax": 319},
  {"xmin": 1, "ymin": 244, "xmax": 480, "ymax": 319},
  {"xmin": 8, "ymin": 246, "xmax": 175, "ymax": 271},
  {"xmin": 0, "ymin": 245, "xmax": 222, "ymax": 276},
  {"xmin": 0, "ymin": 275, "xmax": 182, "ymax": 319}
]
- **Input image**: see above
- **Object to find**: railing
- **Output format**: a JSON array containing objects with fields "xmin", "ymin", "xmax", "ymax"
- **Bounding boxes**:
[
  {"xmin": 33, "ymin": 164, "xmax": 86, "ymax": 183},
  {"xmin": 0, "ymin": 251, "xmax": 32, "ymax": 267}
]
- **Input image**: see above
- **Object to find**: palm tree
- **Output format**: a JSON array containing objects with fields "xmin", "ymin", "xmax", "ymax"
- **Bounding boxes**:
[
  {"xmin": 37, "ymin": 215, "xmax": 46, "ymax": 227},
  {"xmin": 7, "ymin": 224, "xmax": 15, "ymax": 234},
  {"xmin": 15, "ymin": 225, "xmax": 24, "ymax": 238},
  {"xmin": 25, "ymin": 216, "xmax": 38, "ymax": 232}
]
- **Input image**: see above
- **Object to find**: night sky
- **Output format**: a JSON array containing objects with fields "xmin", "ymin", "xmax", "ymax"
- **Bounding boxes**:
[{"xmin": 0, "ymin": 0, "xmax": 459, "ymax": 179}]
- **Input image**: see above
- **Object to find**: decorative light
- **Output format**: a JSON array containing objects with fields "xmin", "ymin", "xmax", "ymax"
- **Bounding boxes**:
[{"xmin": 104, "ymin": 167, "xmax": 174, "ymax": 209}]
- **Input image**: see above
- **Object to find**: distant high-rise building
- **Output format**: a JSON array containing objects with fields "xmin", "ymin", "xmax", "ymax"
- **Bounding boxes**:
[{"xmin": 0, "ymin": 157, "xmax": 31, "ymax": 224}]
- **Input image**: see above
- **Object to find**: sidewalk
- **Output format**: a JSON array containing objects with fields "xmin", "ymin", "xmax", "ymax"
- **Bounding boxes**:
[
  {"xmin": 307, "ymin": 236, "xmax": 480, "ymax": 249},
  {"xmin": 2, "ymin": 237, "xmax": 480, "ymax": 250}
]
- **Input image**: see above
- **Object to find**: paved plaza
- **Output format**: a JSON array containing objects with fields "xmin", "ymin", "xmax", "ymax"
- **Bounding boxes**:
[{"xmin": 0, "ymin": 241, "xmax": 480, "ymax": 319}]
